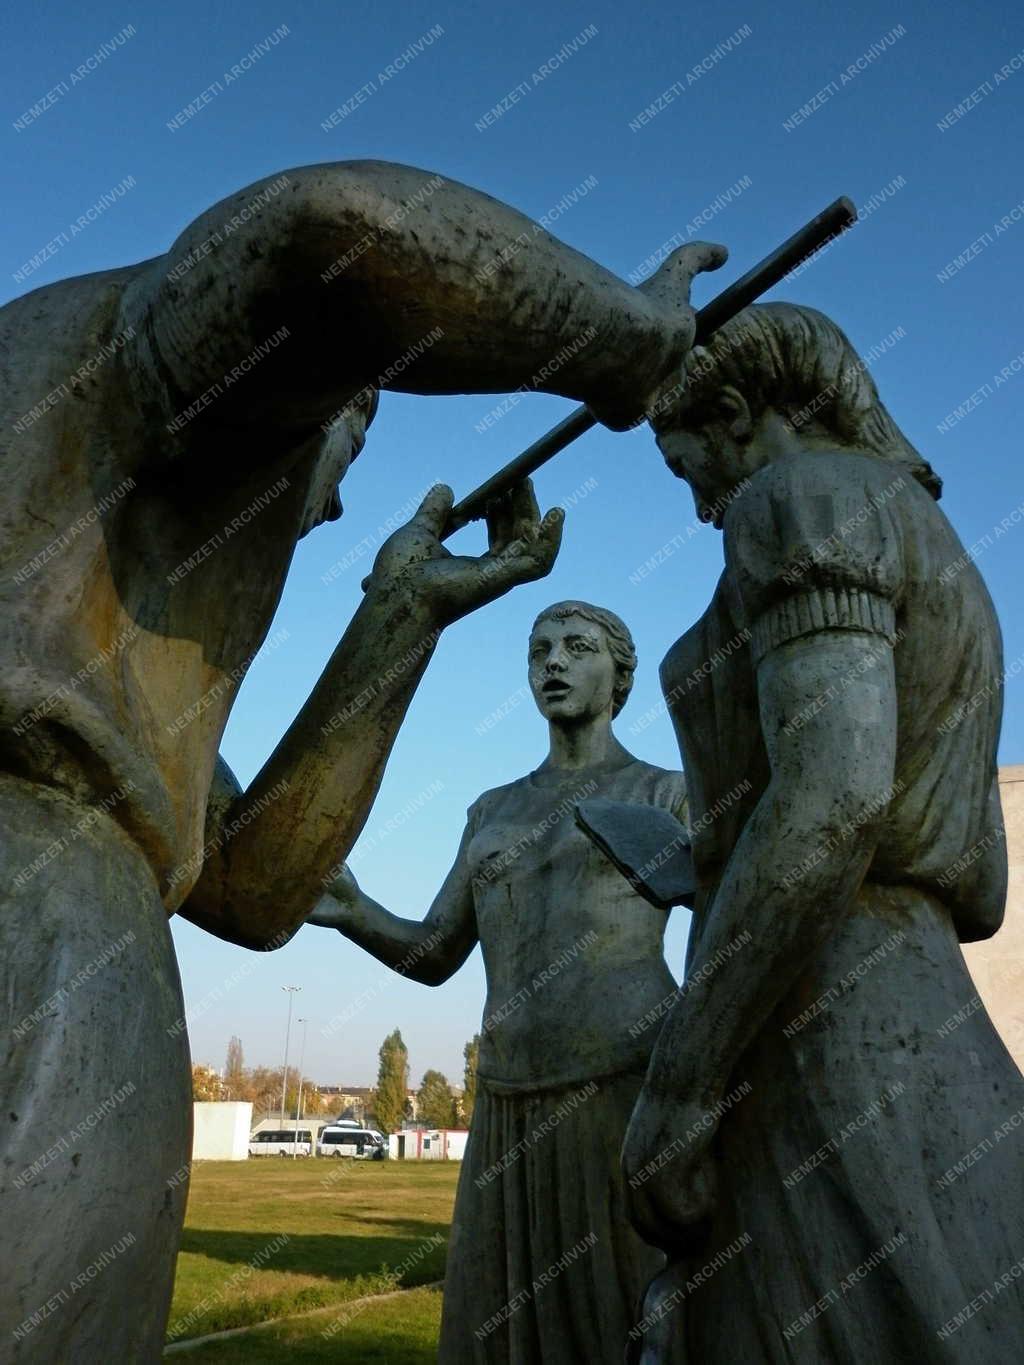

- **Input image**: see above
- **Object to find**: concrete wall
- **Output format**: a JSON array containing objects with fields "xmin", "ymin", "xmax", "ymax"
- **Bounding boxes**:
[
  {"xmin": 192, "ymin": 1101, "xmax": 252, "ymax": 1160},
  {"xmin": 964, "ymin": 765, "xmax": 1024, "ymax": 1072}
]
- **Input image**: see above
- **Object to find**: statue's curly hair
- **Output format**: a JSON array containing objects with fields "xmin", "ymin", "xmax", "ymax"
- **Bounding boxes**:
[{"xmin": 654, "ymin": 302, "xmax": 941, "ymax": 499}]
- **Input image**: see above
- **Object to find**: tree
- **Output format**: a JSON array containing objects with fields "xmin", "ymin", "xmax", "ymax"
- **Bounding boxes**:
[
  {"xmin": 462, "ymin": 1034, "xmax": 480, "ymax": 1126},
  {"xmin": 246, "ymin": 1065, "xmax": 281, "ymax": 1117},
  {"xmin": 297, "ymin": 1082, "xmax": 320, "ymax": 1118},
  {"xmin": 242, "ymin": 1065, "xmax": 301, "ymax": 1117},
  {"xmin": 373, "ymin": 1029, "xmax": 409, "ymax": 1134},
  {"xmin": 191, "ymin": 1064, "xmax": 223, "ymax": 1101},
  {"xmin": 418, "ymin": 1070, "xmax": 457, "ymax": 1128},
  {"xmin": 224, "ymin": 1036, "xmax": 245, "ymax": 1098}
]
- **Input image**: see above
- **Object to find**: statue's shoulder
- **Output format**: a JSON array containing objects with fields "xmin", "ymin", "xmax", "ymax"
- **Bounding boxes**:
[
  {"xmin": 2, "ymin": 258, "xmax": 152, "ymax": 330},
  {"xmin": 466, "ymin": 773, "xmax": 533, "ymax": 827},
  {"xmin": 728, "ymin": 449, "xmax": 912, "ymax": 522},
  {"xmin": 619, "ymin": 755, "xmax": 684, "ymax": 784},
  {"xmin": 1, "ymin": 259, "xmax": 156, "ymax": 410},
  {"xmin": 601, "ymin": 757, "xmax": 688, "ymax": 818},
  {"xmin": 723, "ymin": 451, "xmax": 909, "ymax": 618}
]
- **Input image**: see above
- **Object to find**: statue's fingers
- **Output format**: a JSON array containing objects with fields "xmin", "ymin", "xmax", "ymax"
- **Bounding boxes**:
[
  {"xmin": 411, "ymin": 484, "xmax": 454, "ymax": 538},
  {"xmin": 505, "ymin": 478, "xmax": 543, "ymax": 540},
  {"xmin": 511, "ymin": 506, "xmax": 564, "ymax": 578},
  {"xmin": 527, "ymin": 505, "xmax": 564, "ymax": 565},
  {"xmin": 676, "ymin": 240, "xmax": 729, "ymax": 279},
  {"xmin": 640, "ymin": 241, "xmax": 729, "ymax": 306},
  {"xmin": 483, "ymin": 510, "xmax": 562, "ymax": 591},
  {"xmin": 484, "ymin": 489, "xmax": 518, "ymax": 552}
]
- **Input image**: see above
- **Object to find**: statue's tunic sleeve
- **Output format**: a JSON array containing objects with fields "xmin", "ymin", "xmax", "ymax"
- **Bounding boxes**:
[{"xmin": 723, "ymin": 451, "xmax": 904, "ymax": 666}]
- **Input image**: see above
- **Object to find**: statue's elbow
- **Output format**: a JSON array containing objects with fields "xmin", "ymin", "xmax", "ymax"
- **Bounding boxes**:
[{"xmin": 403, "ymin": 960, "xmax": 448, "ymax": 988}]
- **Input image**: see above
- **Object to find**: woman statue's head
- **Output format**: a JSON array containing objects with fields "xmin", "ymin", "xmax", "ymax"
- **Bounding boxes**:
[
  {"xmin": 651, "ymin": 302, "xmax": 940, "ymax": 523},
  {"xmin": 528, "ymin": 601, "xmax": 637, "ymax": 724}
]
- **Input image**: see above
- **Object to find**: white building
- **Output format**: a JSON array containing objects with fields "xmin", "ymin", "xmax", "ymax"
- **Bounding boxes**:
[
  {"xmin": 192, "ymin": 1101, "xmax": 251, "ymax": 1160},
  {"xmin": 964, "ymin": 765, "xmax": 1024, "ymax": 1070}
]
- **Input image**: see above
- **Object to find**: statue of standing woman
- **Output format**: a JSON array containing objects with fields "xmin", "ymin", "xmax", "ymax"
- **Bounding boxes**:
[{"xmin": 311, "ymin": 601, "xmax": 688, "ymax": 1363}]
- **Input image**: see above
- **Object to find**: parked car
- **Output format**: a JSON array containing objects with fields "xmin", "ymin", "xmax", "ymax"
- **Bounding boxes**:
[
  {"xmin": 318, "ymin": 1126, "xmax": 386, "ymax": 1159},
  {"xmin": 248, "ymin": 1129, "xmax": 313, "ymax": 1157}
]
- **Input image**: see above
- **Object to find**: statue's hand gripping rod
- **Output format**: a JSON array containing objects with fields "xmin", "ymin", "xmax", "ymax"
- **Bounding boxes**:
[{"xmin": 442, "ymin": 196, "xmax": 856, "ymax": 539}]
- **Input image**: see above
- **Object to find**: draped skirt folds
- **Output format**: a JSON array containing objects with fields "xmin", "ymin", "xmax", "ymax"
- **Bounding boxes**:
[
  {"xmin": 0, "ymin": 774, "xmax": 191, "ymax": 1362},
  {"xmin": 638, "ymin": 885, "xmax": 1024, "ymax": 1364},
  {"xmin": 438, "ymin": 1071, "xmax": 679, "ymax": 1364}
]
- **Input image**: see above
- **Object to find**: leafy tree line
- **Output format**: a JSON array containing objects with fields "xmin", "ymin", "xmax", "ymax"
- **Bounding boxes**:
[
  {"xmin": 374, "ymin": 1028, "xmax": 480, "ymax": 1128},
  {"xmin": 190, "ymin": 1054, "xmax": 310, "ymax": 1117},
  {"xmin": 190, "ymin": 1029, "xmax": 482, "ymax": 1131}
]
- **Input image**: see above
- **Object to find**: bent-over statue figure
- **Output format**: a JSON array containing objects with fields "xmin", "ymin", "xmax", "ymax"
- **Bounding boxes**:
[
  {"xmin": 0, "ymin": 159, "xmax": 723, "ymax": 1359},
  {"xmin": 619, "ymin": 303, "xmax": 1023, "ymax": 1362}
]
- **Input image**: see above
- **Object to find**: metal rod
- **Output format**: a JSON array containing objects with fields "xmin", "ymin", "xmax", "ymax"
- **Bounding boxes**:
[{"xmin": 443, "ymin": 195, "xmax": 857, "ymax": 538}]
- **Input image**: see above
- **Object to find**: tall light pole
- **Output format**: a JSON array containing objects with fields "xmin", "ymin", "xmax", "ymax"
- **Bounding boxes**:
[
  {"xmin": 279, "ymin": 986, "xmax": 300, "ymax": 1133},
  {"xmin": 293, "ymin": 1018, "xmax": 308, "ymax": 1160}
]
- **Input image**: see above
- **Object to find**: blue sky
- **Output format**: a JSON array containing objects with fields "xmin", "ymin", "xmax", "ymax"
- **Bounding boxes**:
[{"xmin": 6, "ymin": 0, "xmax": 1023, "ymax": 1089}]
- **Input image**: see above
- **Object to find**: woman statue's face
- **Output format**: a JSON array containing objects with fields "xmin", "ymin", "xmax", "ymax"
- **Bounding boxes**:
[{"xmin": 527, "ymin": 614, "xmax": 617, "ymax": 724}]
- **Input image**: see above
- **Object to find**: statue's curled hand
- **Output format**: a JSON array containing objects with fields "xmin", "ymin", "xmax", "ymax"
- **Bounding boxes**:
[
  {"xmin": 366, "ymin": 479, "xmax": 563, "ymax": 626},
  {"xmin": 622, "ymin": 1085, "xmax": 720, "ymax": 1255}
]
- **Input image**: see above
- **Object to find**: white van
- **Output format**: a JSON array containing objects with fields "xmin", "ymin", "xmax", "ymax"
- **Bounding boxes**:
[
  {"xmin": 248, "ymin": 1129, "xmax": 313, "ymax": 1157},
  {"xmin": 318, "ymin": 1126, "xmax": 386, "ymax": 1159}
]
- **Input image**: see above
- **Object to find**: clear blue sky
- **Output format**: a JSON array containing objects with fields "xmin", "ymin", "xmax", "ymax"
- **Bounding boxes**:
[{"xmin": 6, "ymin": 0, "xmax": 1023, "ymax": 1088}]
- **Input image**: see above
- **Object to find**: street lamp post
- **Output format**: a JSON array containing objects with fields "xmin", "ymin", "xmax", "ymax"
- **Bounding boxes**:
[
  {"xmin": 279, "ymin": 986, "xmax": 301, "ymax": 1142},
  {"xmin": 293, "ymin": 1018, "xmax": 308, "ymax": 1160}
]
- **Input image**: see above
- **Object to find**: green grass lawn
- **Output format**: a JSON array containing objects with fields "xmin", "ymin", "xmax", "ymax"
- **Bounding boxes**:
[
  {"xmin": 165, "ymin": 1158, "xmax": 458, "ymax": 1356},
  {"xmin": 166, "ymin": 1286, "xmax": 443, "ymax": 1363}
]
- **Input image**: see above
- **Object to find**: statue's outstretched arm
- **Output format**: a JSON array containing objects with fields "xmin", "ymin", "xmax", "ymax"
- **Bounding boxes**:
[
  {"xmin": 117, "ymin": 159, "xmax": 722, "ymax": 444},
  {"xmin": 307, "ymin": 824, "xmax": 479, "ymax": 987},
  {"xmin": 177, "ymin": 483, "xmax": 558, "ymax": 949},
  {"xmin": 179, "ymin": 766, "xmax": 478, "ymax": 982}
]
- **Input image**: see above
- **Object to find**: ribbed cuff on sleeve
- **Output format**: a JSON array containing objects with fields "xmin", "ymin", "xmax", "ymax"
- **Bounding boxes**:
[{"xmin": 750, "ymin": 586, "xmax": 897, "ymax": 665}]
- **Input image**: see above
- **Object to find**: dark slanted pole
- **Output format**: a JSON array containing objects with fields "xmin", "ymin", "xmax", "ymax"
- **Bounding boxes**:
[{"xmin": 443, "ymin": 195, "xmax": 857, "ymax": 538}]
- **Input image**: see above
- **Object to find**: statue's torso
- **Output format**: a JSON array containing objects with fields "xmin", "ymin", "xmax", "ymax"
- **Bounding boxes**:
[{"xmin": 468, "ymin": 756, "xmax": 687, "ymax": 1091}]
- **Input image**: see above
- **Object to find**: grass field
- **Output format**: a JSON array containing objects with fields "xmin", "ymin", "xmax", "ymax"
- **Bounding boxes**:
[
  {"xmin": 167, "ymin": 1287, "xmax": 443, "ymax": 1362},
  {"xmin": 165, "ymin": 1158, "xmax": 458, "ymax": 1360}
]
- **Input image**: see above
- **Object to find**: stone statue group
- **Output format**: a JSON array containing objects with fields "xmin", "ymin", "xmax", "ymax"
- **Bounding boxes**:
[{"xmin": 2, "ymin": 160, "xmax": 1021, "ymax": 1362}]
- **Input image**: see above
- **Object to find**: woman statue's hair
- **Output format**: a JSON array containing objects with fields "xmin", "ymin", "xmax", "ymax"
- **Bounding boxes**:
[
  {"xmin": 531, "ymin": 601, "xmax": 637, "ymax": 717},
  {"xmin": 656, "ymin": 302, "xmax": 941, "ymax": 499}
]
